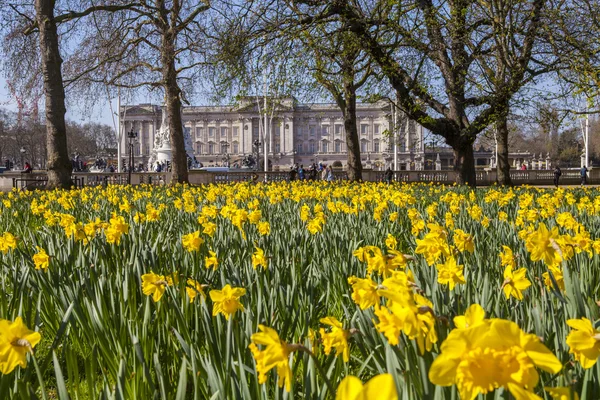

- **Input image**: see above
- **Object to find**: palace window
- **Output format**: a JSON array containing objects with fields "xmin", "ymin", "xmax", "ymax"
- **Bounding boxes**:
[
  {"xmin": 322, "ymin": 141, "xmax": 328, "ymax": 153},
  {"xmin": 296, "ymin": 143, "xmax": 303, "ymax": 154},
  {"xmin": 335, "ymin": 141, "xmax": 341, "ymax": 153},
  {"xmin": 233, "ymin": 127, "xmax": 239, "ymax": 137},
  {"xmin": 208, "ymin": 143, "xmax": 215, "ymax": 154},
  {"xmin": 374, "ymin": 141, "xmax": 380, "ymax": 153},
  {"xmin": 309, "ymin": 126, "xmax": 316, "ymax": 136},
  {"xmin": 232, "ymin": 142, "xmax": 238, "ymax": 154},
  {"xmin": 309, "ymin": 141, "xmax": 316, "ymax": 153},
  {"xmin": 322, "ymin": 125, "xmax": 329, "ymax": 135},
  {"xmin": 196, "ymin": 127, "xmax": 203, "ymax": 139},
  {"xmin": 209, "ymin": 127, "xmax": 215, "ymax": 137},
  {"xmin": 335, "ymin": 125, "xmax": 342, "ymax": 135},
  {"xmin": 360, "ymin": 124, "xmax": 368, "ymax": 135},
  {"xmin": 196, "ymin": 142, "xmax": 203, "ymax": 154},
  {"xmin": 220, "ymin": 127, "xmax": 227, "ymax": 137},
  {"xmin": 361, "ymin": 141, "xmax": 367, "ymax": 152},
  {"xmin": 374, "ymin": 124, "xmax": 380, "ymax": 135}
]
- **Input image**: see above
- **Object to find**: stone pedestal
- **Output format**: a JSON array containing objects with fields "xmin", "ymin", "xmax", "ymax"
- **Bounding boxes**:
[{"xmin": 157, "ymin": 142, "xmax": 172, "ymax": 162}]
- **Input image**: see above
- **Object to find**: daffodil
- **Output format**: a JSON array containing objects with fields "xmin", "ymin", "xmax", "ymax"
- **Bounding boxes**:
[
  {"xmin": 182, "ymin": 231, "xmax": 203, "ymax": 252},
  {"xmin": 453, "ymin": 229, "xmax": 474, "ymax": 253},
  {"xmin": 0, "ymin": 317, "xmax": 41, "ymax": 374},
  {"xmin": 32, "ymin": 246, "xmax": 50, "ymax": 271},
  {"xmin": 204, "ymin": 250, "xmax": 218, "ymax": 270},
  {"xmin": 499, "ymin": 245, "xmax": 517, "ymax": 269},
  {"xmin": 565, "ymin": 318, "xmax": 600, "ymax": 369},
  {"xmin": 348, "ymin": 276, "xmax": 379, "ymax": 309},
  {"xmin": 429, "ymin": 319, "xmax": 562, "ymax": 400},
  {"xmin": 249, "ymin": 325, "xmax": 294, "ymax": 392},
  {"xmin": 141, "ymin": 272, "xmax": 170, "ymax": 302},
  {"xmin": 209, "ymin": 284, "xmax": 245, "ymax": 319},
  {"xmin": 257, "ymin": 221, "xmax": 270, "ymax": 236},
  {"xmin": 525, "ymin": 223, "xmax": 562, "ymax": 266},
  {"xmin": 544, "ymin": 386, "xmax": 580, "ymax": 400},
  {"xmin": 186, "ymin": 279, "xmax": 206, "ymax": 303},
  {"xmin": 542, "ymin": 265, "xmax": 565, "ymax": 291},
  {"xmin": 435, "ymin": 256, "xmax": 465, "ymax": 290},
  {"xmin": 336, "ymin": 374, "xmax": 398, "ymax": 400},
  {"xmin": 453, "ymin": 304, "xmax": 485, "ymax": 329},
  {"xmin": 252, "ymin": 246, "xmax": 268, "ymax": 269},
  {"xmin": 319, "ymin": 317, "xmax": 350, "ymax": 362},
  {"xmin": 385, "ymin": 234, "xmax": 398, "ymax": 250},
  {"xmin": 502, "ymin": 266, "xmax": 531, "ymax": 301},
  {"xmin": 0, "ymin": 232, "xmax": 17, "ymax": 254}
]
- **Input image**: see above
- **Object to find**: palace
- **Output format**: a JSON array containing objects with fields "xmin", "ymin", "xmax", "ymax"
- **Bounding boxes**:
[{"xmin": 120, "ymin": 97, "xmax": 537, "ymax": 171}]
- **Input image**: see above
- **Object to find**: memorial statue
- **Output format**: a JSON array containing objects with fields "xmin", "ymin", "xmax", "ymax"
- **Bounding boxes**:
[{"xmin": 148, "ymin": 105, "xmax": 195, "ymax": 169}]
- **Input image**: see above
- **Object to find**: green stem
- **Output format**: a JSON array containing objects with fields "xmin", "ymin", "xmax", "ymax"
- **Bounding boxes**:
[
  {"xmin": 30, "ymin": 352, "xmax": 48, "ymax": 400},
  {"xmin": 294, "ymin": 344, "xmax": 336, "ymax": 396}
]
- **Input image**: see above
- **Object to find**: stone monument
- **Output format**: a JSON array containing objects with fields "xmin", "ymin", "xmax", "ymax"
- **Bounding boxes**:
[{"xmin": 148, "ymin": 106, "xmax": 195, "ymax": 169}]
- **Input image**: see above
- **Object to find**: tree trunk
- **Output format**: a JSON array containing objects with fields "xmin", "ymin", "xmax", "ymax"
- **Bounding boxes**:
[
  {"xmin": 453, "ymin": 141, "xmax": 476, "ymax": 187},
  {"xmin": 161, "ymin": 32, "xmax": 188, "ymax": 184},
  {"xmin": 35, "ymin": 0, "xmax": 72, "ymax": 189},
  {"xmin": 496, "ymin": 114, "xmax": 513, "ymax": 186},
  {"xmin": 341, "ymin": 80, "xmax": 362, "ymax": 181}
]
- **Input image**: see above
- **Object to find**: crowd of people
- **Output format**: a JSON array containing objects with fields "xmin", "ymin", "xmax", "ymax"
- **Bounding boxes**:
[{"xmin": 289, "ymin": 162, "xmax": 335, "ymax": 182}]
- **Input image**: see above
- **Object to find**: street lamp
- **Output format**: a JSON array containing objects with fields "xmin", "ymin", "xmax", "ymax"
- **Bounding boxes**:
[{"xmin": 127, "ymin": 128, "xmax": 138, "ymax": 184}]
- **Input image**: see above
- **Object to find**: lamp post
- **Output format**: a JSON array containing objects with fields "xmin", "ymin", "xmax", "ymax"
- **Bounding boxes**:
[
  {"xmin": 19, "ymin": 147, "xmax": 26, "ymax": 170},
  {"xmin": 127, "ymin": 128, "xmax": 137, "ymax": 184}
]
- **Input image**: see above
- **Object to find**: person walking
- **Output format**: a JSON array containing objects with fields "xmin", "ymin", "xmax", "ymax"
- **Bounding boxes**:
[
  {"xmin": 326, "ymin": 165, "xmax": 334, "ymax": 182},
  {"xmin": 298, "ymin": 165, "xmax": 305, "ymax": 180},
  {"xmin": 581, "ymin": 165, "xmax": 588, "ymax": 185},
  {"xmin": 553, "ymin": 166, "xmax": 562, "ymax": 188},
  {"xmin": 23, "ymin": 162, "xmax": 32, "ymax": 173},
  {"xmin": 321, "ymin": 164, "xmax": 328, "ymax": 181},
  {"xmin": 384, "ymin": 167, "xmax": 393, "ymax": 184}
]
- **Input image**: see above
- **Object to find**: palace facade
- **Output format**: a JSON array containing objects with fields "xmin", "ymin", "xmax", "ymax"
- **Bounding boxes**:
[{"xmin": 120, "ymin": 97, "xmax": 537, "ymax": 171}]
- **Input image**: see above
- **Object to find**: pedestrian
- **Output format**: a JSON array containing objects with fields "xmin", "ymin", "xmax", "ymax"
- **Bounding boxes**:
[
  {"xmin": 581, "ymin": 165, "xmax": 588, "ymax": 185},
  {"xmin": 155, "ymin": 162, "xmax": 162, "ymax": 172},
  {"xmin": 384, "ymin": 167, "xmax": 393, "ymax": 184},
  {"xmin": 289, "ymin": 166, "xmax": 297, "ymax": 181},
  {"xmin": 23, "ymin": 162, "xmax": 32, "ymax": 173},
  {"xmin": 298, "ymin": 164, "xmax": 305, "ymax": 180},
  {"xmin": 321, "ymin": 164, "xmax": 328, "ymax": 180},
  {"xmin": 553, "ymin": 166, "xmax": 562, "ymax": 188},
  {"xmin": 326, "ymin": 165, "xmax": 334, "ymax": 182}
]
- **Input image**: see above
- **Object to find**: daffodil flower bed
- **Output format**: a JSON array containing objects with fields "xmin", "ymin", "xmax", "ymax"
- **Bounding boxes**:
[{"xmin": 0, "ymin": 182, "xmax": 598, "ymax": 399}]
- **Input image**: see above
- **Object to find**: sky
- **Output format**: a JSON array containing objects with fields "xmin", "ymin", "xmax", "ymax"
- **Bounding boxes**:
[{"xmin": 1, "ymin": 77, "xmax": 127, "ymax": 129}]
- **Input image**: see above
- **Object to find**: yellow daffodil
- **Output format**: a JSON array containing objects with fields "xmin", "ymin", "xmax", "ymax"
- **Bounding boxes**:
[
  {"xmin": 202, "ymin": 221, "xmax": 217, "ymax": 237},
  {"xmin": 336, "ymin": 374, "xmax": 398, "ymax": 400},
  {"xmin": 348, "ymin": 276, "xmax": 379, "ymax": 309},
  {"xmin": 544, "ymin": 387, "xmax": 580, "ymax": 400},
  {"xmin": 182, "ymin": 231, "xmax": 203, "ymax": 252},
  {"xmin": 186, "ymin": 279, "xmax": 206, "ymax": 303},
  {"xmin": 319, "ymin": 317, "xmax": 350, "ymax": 362},
  {"xmin": 499, "ymin": 245, "xmax": 517, "ymax": 269},
  {"xmin": 257, "ymin": 221, "xmax": 270, "ymax": 236},
  {"xmin": 252, "ymin": 246, "xmax": 268, "ymax": 270},
  {"xmin": 566, "ymin": 318, "xmax": 600, "ymax": 369},
  {"xmin": 542, "ymin": 265, "xmax": 565, "ymax": 291},
  {"xmin": 453, "ymin": 229, "xmax": 474, "ymax": 253},
  {"xmin": 0, "ymin": 232, "xmax": 17, "ymax": 254},
  {"xmin": 429, "ymin": 318, "xmax": 561, "ymax": 400},
  {"xmin": 502, "ymin": 266, "xmax": 531, "ymax": 301},
  {"xmin": 209, "ymin": 284, "xmax": 245, "ymax": 320},
  {"xmin": 436, "ymin": 256, "xmax": 465, "ymax": 290},
  {"xmin": 525, "ymin": 223, "xmax": 562, "ymax": 267},
  {"xmin": 204, "ymin": 250, "xmax": 218, "ymax": 270},
  {"xmin": 32, "ymin": 247, "xmax": 50, "ymax": 271},
  {"xmin": 249, "ymin": 325, "xmax": 294, "ymax": 392},
  {"xmin": 141, "ymin": 272, "xmax": 170, "ymax": 302},
  {"xmin": 0, "ymin": 317, "xmax": 41, "ymax": 374},
  {"xmin": 385, "ymin": 234, "xmax": 397, "ymax": 250},
  {"xmin": 453, "ymin": 304, "xmax": 485, "ymax": 329}
]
